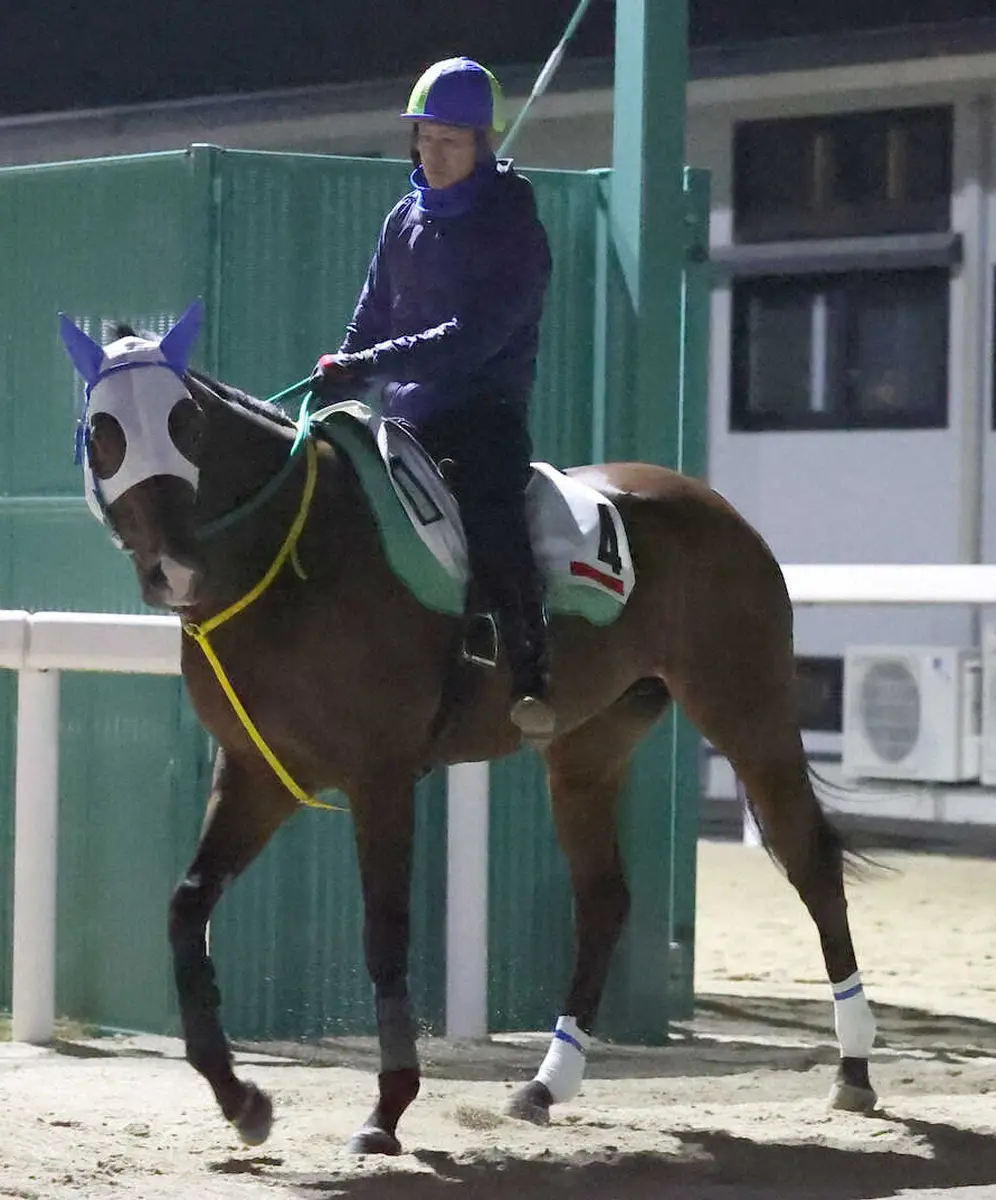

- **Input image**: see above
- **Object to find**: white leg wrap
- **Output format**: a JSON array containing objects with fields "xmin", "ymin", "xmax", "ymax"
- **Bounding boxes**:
[
  {"xmin": 534, "ymin": 1016, "xmax": 590, "ymax": 1104},
  {"xmin": 832, "ymin": 970, "xmax": 877, "ymax": 1058}
]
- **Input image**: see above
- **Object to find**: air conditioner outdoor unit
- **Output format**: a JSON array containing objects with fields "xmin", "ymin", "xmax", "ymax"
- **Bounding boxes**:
[
  {"xmin": 980, "ymin": 623, "xmax": 996, "ymax": 786},
  {"xmin": 842, "ymin": 645, "xmax": 981, "ymax": 783}
]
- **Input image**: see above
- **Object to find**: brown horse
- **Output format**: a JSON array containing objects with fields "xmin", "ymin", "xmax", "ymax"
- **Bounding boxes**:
[{"xmin": 59, "ymin": 305, "xmax": 878, "ymax": 1156}]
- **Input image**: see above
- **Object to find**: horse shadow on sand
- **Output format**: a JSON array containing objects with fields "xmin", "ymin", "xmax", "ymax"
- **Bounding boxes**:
[
  {"xmin": 212, "ymin": 1117, "xmax": 996, "ymax": 1200},
  {"xmin": 204, "ymin": 995, "xmax": 996, "ymax": 1198}
]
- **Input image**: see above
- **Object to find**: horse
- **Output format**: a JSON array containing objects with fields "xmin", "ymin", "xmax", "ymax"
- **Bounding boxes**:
[{"xmin": 59, "ymin": 301, "xmax": 878, "ymax": 1156}]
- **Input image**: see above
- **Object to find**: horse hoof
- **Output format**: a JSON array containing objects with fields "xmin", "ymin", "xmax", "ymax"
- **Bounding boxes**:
[
  {"xmin": 347, "ymin": 1125, "xmax": 403, "ymax": 1156},
  {"xmin": 233, "ymin": 1083, "xmax": 274, "ymax": 1146},
  {"xmin": 504, "ymin": 1080, "xmax": 552, "ymax": 1126},
  {"xmin": 829, "ymin": 1081, "xmax": 877, "ymax": 1113}
]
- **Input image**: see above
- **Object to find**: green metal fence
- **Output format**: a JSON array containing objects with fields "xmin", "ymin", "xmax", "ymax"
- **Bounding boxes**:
[{"xmin": 0, "ymin": 145, "xmax": 709, "ymax": 1042}]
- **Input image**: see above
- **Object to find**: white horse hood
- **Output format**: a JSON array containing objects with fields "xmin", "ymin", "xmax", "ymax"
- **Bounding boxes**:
[{"xmin": 60, "ymin": 300, "xmax": 205, "ymax": 524}]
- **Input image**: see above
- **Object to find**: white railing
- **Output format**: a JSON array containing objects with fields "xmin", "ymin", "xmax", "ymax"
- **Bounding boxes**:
[
  {"xmin": 0, "ymin": 609, "xmax": 491, "ymax": 1044},
  {"xmin": 781, "ymin": 564, "xmax": 996, "ymax": 605},
  {"xmin": 0, "ymin": 611, "xmax": 181, "ymax": 1043},
  {"xmin": 5, "ymin": 564, "xmax": 996, "ymax": 1044}
]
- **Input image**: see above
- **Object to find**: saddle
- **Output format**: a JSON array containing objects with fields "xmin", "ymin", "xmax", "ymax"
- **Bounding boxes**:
[{"xmin": 310, "ymin": 402, "xmax": 636, "ymax": 631}]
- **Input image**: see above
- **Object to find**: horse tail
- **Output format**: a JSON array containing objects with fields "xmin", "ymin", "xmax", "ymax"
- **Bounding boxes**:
[
  {"xmin": 807, "ymin": 766, "xmax": 885, "ymax": 880},
  {"xmin": 740, "ymin": 766, "xmax": 882, "ymax": 881}
]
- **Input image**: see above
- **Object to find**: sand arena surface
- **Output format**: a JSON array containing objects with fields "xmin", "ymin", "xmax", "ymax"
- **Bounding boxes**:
[{"xmin": 3, "ymin": 840, "xmax": 996, "ymax": 1199}]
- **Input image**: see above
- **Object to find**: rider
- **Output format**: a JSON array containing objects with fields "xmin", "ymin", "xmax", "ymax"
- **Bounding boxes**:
[{"xmin": 311, "ymin": 56, "xmax": 555, "ymax": 741}]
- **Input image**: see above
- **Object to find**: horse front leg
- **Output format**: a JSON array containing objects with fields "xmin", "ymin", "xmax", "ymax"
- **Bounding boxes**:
[
  {"xmin": 168, "ymin": 751, "xmax": 296, "ymax": 1145},
  {"xmin": 347, "ymin": 772, "xmax": 420, "ymax": 1155}
]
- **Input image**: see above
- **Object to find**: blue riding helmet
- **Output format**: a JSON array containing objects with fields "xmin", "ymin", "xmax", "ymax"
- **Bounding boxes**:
[{"xmin": 401, "ymin": 57, "xmax": 507, "ymax": 133}]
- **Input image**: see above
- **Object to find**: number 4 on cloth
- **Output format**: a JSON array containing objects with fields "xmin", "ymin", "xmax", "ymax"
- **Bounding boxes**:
[{"xmin": 597, "ymin": 504, "xmax": 623, "ymax": 575}]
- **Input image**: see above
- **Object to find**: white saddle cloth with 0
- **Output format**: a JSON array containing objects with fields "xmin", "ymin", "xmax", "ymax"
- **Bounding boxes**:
[{"xmin": 373, "ymin": 417, "xmax": 635, "ymax": 623}]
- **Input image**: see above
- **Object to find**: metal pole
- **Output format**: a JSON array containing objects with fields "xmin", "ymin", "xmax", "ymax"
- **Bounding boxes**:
[
  {"xmin": 609, "ymin": 0, "xmax": 688, "ymax": 457},
  {"xmin": 498, "ymin": 0, "xmax": 596, "ymax": 157},
  {"xmin": 596, "ymin": 0, "xmax": 690, "ymax": 1045},
  {"xmin": 12, "ymin": 668, "xmax": 61, "ymax": 1043},
  {"xmin": 445, "ymin": 761, "xmax": 490, "ymax": 1037}
]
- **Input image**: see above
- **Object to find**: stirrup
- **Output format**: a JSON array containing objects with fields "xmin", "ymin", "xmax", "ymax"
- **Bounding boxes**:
[{"xmin": 461, "ymin": 612, "xmax": 499, "ymax": 669}]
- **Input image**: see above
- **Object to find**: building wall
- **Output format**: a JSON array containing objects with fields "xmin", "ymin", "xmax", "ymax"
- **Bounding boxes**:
[
  {"xmin": 0, "ymin": 86, "xmax": 616, "ymax": 170},
  {"xmin": 694, "ymin": 92, "xmax": 996, "ymax": 662},
  {"xmin": 983, "ymin": 98, "xmax": 996, "ymax": 572}
]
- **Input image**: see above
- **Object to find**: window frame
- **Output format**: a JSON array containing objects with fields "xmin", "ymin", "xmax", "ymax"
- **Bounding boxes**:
[
  {"xmin": 729, "ymin": 266, "xmax": 951, "ymax": 433},
  {"xmin": 733, "ymin": 105, "xmax": 953, "ymax": 244}
]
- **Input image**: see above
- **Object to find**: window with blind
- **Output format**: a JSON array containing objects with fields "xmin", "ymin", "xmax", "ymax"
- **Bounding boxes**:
[
  {"xmin": 730, "ymin": 107, "xmax": 952, "ymax": 431},
  {"xmin": 734, "ymin": 107, "xmax": 952, "ymax": 243},
  {"xmin": 732, "ymin": 269, "xmax": 949, "ymax": 430}
]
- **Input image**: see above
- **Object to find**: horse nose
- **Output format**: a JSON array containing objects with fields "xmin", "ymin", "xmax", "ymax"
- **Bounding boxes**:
[
  {"xmin": 140, "ymin": 552, "xmax": 200, "ymax": 609},
  {"xmin": 159, "ymin": 554, "xmax": 200, "ymax": 606}
]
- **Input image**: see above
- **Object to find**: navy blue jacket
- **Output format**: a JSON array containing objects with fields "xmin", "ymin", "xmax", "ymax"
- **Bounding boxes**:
[{"xmin": 338, "ymin": 159, "xmax": 551, "ymax": 427}]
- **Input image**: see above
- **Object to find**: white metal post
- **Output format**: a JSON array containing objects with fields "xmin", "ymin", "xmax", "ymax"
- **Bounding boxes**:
[
  {"xmin": 12, "ymin": 668, "xmax": 61, "ymax": 1043},
  {"xmin": 445, "ymin": 761, "xmax": 490, "ymax": 1038}
]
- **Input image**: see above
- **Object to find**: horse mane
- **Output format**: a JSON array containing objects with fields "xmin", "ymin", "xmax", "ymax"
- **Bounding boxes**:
[
  {"xmin": 111, "ymin": 322, "xmax": 296, "ymax": 432},
  {"xmin": 186, "ymin": 368, "xmax": 297, "ymax": 430}
]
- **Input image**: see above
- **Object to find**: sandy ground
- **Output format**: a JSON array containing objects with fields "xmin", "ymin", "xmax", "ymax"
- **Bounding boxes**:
[{"xmin": 4, "ymin": 840, "xmax": 996, "ymax": 1199}]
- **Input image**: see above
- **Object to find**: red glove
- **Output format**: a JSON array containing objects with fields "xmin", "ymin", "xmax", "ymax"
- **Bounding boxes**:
[{"xmin": 310, "ymin": 353, "xmax": 358, "ymax": 400}]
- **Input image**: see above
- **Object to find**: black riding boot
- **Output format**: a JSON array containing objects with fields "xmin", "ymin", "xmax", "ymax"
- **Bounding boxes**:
[{"xmin": 500, "ymin": 572, "xmax": 556, "ymax": 745}]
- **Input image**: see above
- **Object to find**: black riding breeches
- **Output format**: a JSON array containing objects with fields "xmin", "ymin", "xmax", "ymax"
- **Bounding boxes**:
[
  {"xmin": 412, "ymin": 402, "xmax": 549, "ymax": 695},
  {"xmin": 413, "ymin": 402, "xmax": 539, "ymax": 612}
]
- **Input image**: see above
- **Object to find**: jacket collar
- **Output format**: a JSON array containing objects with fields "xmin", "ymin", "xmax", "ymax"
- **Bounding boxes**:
[{"xmin": 410, "ymin": 154, "xmax": 499, "ymax": 218}]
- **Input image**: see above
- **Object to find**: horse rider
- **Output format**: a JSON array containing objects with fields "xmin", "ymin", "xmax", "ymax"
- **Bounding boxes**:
[{"xmin": 311, "ymin": 56, "xmax": 555, "ymax": 742}]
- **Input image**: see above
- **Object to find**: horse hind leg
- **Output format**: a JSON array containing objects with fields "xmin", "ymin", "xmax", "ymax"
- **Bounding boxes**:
[
  {"xmin": 506, "ymin": 678, "xmax": 671, "ymax": 1126},
  {"xmin": 731, "ymin": 744, "xmax": 878, "ymax": 1113},
  {"xmin": 664, "ymin": 562, "xmax": 878, "ymax": 1115},
  {"xmin": 168, "ymin": 750, "xmax": 297, "ymax": 1145}
]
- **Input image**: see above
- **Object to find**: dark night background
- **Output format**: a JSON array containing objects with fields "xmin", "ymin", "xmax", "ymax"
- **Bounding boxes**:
[{"xmin": 4, "ymin": 0, "xmax": 996, "ymax": 117}]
